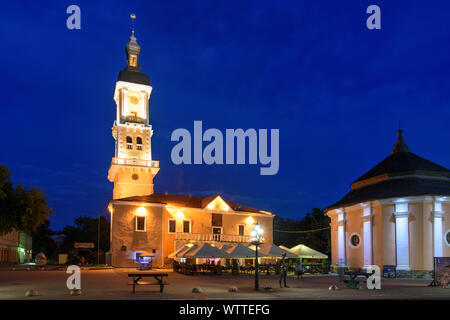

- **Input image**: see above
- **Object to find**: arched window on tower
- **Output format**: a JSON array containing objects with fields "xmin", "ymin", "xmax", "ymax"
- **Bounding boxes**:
[
  {"xmin": 126, "ymin": 136, "xmax": 133, "ymax": 149},
  {"xmin": 136, "ymin": 137, "xmax": 143, "ymax": 151}
]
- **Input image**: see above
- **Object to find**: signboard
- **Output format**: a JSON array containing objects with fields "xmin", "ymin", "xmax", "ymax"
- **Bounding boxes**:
[
  {"xmin": 383, "ymin": 265, "xmax": 396, "ymax": 278},
  {"xmin": 74, "ymin": 242, "xmax": 95, "ymax": 249},
  {"xmin": 435, "ymin": 257, "xmax": 450, "ymax": 287}
]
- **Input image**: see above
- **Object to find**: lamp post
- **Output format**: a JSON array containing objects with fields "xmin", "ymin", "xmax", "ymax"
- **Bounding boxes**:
[{"xmin": 250, "ymin": 223, "xmax": 264, "ymax": 291}]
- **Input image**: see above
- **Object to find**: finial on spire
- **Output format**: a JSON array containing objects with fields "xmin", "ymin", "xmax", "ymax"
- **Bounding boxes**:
[
  {"xmin": 126, "ymin": 13, "xmax": 140, "ymax": 68},
  {"xmin": 397, "ymin": 120, "xmax": 403, "ymax": 138},
  {"xmin": 391, "ymin": 122, "xmax": 410, "ymax": 154},
  {"xmin": 130, "ymin": 13, "xmax": 136, "ymax": 35}
]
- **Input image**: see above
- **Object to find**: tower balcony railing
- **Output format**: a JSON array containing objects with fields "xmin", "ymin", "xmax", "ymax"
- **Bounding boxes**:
[
  {"xmin": 175, "ymin": 232, "xmax": 251, "ymax": 243},
  {"xmin": 111, "ymin": 157, "xmax": 159, "ymax": 168}
]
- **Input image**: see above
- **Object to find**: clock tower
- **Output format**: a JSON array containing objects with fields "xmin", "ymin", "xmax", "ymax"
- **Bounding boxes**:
[{"xmin": 108, "ymin": 15, "xmax": 159, "ymax": 199}]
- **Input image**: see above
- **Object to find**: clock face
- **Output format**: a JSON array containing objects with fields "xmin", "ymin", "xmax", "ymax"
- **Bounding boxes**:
[{"xmin": 129, "ymin": 95, "xmax": 139, "ymax": 105}]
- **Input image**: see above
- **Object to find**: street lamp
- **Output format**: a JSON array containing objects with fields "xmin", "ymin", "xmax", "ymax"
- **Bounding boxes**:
[{"xmin": 250, "ymin": 223, "xmax": 264, "ymax": 291}]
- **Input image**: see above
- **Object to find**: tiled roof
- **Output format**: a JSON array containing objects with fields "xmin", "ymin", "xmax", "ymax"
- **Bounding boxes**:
[{"xmin": 115, "ymin": 193, "xmax": 267, "ymax": 214}]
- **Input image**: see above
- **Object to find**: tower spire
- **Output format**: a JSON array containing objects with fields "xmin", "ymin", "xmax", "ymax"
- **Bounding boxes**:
[
  {"xmin": 130, "ymin": 13, "xmax": 136, "ymax": 35},
  {"xmin": 391, "ymin": 123, "xmax": 410, "ymax": 154},
  {"xmin": 397, "ymin": 120, "xmax": 403, "ymax": 138},
  {"xmin": 126, "ymin": 13, "xmax": 140, "ymax": 68}
]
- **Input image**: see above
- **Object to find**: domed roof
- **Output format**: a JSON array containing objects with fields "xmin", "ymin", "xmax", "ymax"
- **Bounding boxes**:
[
  {"xmin": 117, "ymin": 14, "xmax": 150, "ymax": 86},
  {"xmin": 118, "ymin": 66, "xmax": 150, "ymax": 85},
  {"xmin": 352, "ymin": 130, "xmax": 449, "ymax": 187},
  {"xmin": 326, "ymin": 130, "xmax": 450, "ymax": 211}
]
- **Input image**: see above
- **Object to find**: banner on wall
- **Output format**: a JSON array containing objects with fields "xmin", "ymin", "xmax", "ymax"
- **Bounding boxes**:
[{"xmin": 435, "ymin": 257, "xmax": 450, "ymax": 287}]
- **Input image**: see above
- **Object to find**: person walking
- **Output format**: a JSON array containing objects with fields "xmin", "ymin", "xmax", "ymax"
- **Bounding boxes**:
[
  {"xmin": 279, "ymin": 253, "xmax": 288, "ymax": 288},
  {"xmin": 296, "ymin": 262, "xmax": 303, "ymax": 279}
]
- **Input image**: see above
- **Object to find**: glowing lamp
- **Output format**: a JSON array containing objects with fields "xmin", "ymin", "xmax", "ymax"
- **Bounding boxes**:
[
  {"xmin": 246, "ymin": 216, "xmax": 255, "ymax": 224},
  {"xmin": 176, "ymin": 211, "xmax": 184, "ymax": 219},
  {"xmin": 136, "ymin": 206, "xmax": 147, "ymax": 216}
]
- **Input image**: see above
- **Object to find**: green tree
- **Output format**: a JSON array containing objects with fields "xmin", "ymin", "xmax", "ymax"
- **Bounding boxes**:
[
  {"xmin": 60, "ymin": 216, "xmax": 110, "ymax": 254},
  {"xmin": 0, "ymin": 165, "xmax": 12, "ymax": 200},
  {"xmin": 31, "ymin": 220, "xmax": 58, "ymax": 259},
  {"xmin": 0, "ymin": 165, "xmax": 53, "ymax": 235},
  {"xmin": 273, "ymin": 208, "xmax": 331, "ymax": 256}
]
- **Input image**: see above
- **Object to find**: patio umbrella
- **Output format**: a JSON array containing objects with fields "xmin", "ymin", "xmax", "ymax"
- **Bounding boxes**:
[
  {"xmin": 249, "ymin": 244, "xmax": 297, "ymax": 258},
  {"xmin": 168, "ymin": 244, "xmax": 198, "ymax": 258},
  {"xmin": 284, "ymin": 244, "xmax": 328, "ymax": 259},
  {"xmin": 225, "ymin": 243, "xmax": 263, "ymax": 259},
  {"xmin": 183, "ymin": 243, "xmax": 230, "ymax": 258}
]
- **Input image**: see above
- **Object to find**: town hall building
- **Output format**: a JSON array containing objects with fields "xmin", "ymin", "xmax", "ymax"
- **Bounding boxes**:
[
  {"xmin": 326, "ymin": 130, "xmax": 450, "ymax": 277},
  {"xmin": 107, "ymin": 18, "xmax": 274, "ymax": 267}
]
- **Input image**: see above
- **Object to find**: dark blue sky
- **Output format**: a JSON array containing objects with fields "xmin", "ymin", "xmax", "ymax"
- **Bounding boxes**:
[{"xmin": 1, "ymin": 1, "xmax": 450, "ymax": 230}]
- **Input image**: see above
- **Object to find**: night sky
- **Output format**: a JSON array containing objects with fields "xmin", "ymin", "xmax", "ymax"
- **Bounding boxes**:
[{"xmin": 1, "ymin": 1, "xmax": 450, "ymax": 231}]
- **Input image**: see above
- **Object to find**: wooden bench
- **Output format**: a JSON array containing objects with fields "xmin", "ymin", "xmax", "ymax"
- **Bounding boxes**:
[{"xmin": 128, "ymin": 273, "xmax": 169, "ymax": 294}]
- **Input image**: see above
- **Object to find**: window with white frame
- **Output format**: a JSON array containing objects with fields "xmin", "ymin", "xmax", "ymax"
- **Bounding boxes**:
[
  {"xmin": 136, "ymin": 137, "xmax": 143, "ymax": 150},
  {"xmin": 126, "ymin": 136, "xmax": 133, "ymax": 149},
  {"xmin": 168, "ymin": 219, "xmax": 176, "ymax": 233},
  {"xmin": 212, "ymin": 227, "xmax": 222, "ymax": 234},
  {"xmin": 136, "ymin": 216, "xmax": 146, "ymax": 231},
  {"xmin": 183, "ymin": 220, "xmax": 191, "ymax": 233},
  {"xmin": 238, "ymin": 224, "xmax": 245, "ymax": 236}
]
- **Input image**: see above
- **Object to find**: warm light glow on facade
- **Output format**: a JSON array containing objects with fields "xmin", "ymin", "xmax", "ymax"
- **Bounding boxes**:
[
  {"xmin": 176, "ymin": 211, "xmax": 184, "ymax": 219},
  {"xmin": 136, "ymin": 206, "xmax": 147, "ymax": 216},
  {"xmin": 246, "ymin": 216, "xmax": 255, "ymax": 224},
  {"xmin": 206, "ymin": 196, "xmax": 230, "ymax": 211}
]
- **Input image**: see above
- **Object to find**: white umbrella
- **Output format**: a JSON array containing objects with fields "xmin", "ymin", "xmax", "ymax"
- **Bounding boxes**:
[
  {"xmin": 252, "ymin": 244, "xmax": 297, "ymax": 258},
  {"xmin": 225, "ymin": 243, "xmax": 263, "ymax": 258},
  {"xmin": 168, "ymin": 244, "xmax": 197, "ymax": 258},
  {"xmin": 286, "ymin": 244, "xmax": 328, "ymax": 259},
  {"xmin": 184, "ymin": 243, "xmax": 230, "ymax": 258}
]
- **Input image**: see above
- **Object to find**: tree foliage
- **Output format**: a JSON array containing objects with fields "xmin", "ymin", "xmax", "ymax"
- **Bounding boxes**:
[
  {"xmin": 59, "ymin": 216, "xmax": 110, "ymax": 254},
  {"xmin": 31, "ymin": 220, "xmax": 58, "ymax": 259},
  {"xmin": 273, "ymin": 208, "xmax": 331, "ymax": 256},
  {"xmin": 0, "ymin": 165, "xmax": 53, "ymax": 235}
]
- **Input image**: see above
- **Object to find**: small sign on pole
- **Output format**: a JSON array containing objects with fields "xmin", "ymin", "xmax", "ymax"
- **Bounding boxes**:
[{"xmin": 74, "ymin": 242, "xmax": 95, "ymax": 249}]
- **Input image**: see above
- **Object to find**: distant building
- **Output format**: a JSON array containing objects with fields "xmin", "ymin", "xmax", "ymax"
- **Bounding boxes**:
[
  {"xmin": 325, "ymin": 130, "xmax": 450, "ymax": 277},
  {"xmin": 0, "ymin": 231, "xmax": 32, "ymax": 264},
  {"xmin": 107, "ymin": 18, "xmax": 274, "ymax": 268}
]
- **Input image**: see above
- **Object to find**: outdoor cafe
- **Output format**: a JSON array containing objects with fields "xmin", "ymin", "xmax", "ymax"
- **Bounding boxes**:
[{"xmin": 170, "ymin": 242, "xmax": 301, "ymax": 275}]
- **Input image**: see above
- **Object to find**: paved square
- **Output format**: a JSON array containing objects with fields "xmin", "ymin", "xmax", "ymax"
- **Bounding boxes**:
[{"xmin": 1, "ymin": 268, "xmax": 450, "ymax": 300}]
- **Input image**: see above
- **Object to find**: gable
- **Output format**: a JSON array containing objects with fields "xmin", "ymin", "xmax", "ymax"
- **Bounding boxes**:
[{"xmin": 203, "ymin": 195, "xmax": 233, "ymax": 212}]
